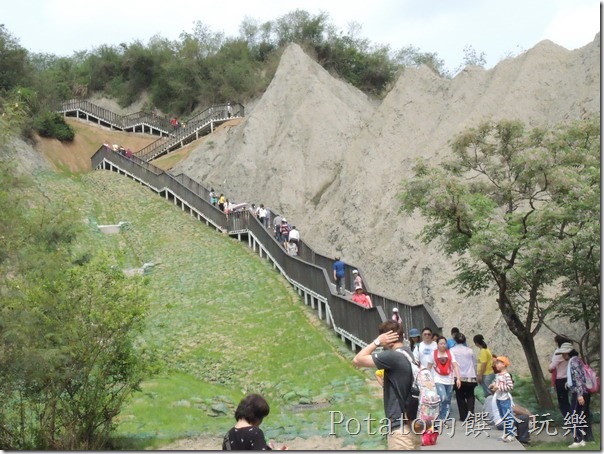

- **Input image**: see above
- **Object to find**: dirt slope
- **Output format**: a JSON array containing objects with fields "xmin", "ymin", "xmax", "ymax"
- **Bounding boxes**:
[
  {"xmin": 173, "ymin": 35, "xmax": 600, "ymax": 373},
  {"xmin": 34, "ymin": 118, "xmax": 159, "ymax": 172}
]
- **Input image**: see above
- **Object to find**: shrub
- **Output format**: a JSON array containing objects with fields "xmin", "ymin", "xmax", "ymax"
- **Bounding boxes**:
[{"xmin": 34, "ymin": 111, "xmax": 75, "ymax": 142}]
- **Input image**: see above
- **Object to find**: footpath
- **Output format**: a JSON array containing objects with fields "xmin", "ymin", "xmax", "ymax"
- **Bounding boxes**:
[{"xmin": 421, "ymin": 400, "xmax": 525, "ymax": 451}]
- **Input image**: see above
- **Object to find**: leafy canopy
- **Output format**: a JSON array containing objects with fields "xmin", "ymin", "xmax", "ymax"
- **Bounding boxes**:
[{"xmin": 399, "ymin": 117, "xmax": 600, "ymax": 406}]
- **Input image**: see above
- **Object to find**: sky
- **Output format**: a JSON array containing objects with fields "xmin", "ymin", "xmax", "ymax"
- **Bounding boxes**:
[{"xmin": 2, "ymin": 0, "xmax": 600, "ymax": 72}]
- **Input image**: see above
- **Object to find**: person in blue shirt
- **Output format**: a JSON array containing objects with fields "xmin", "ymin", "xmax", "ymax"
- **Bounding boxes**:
[
  {"xmin": 332, "ymin": 257, "xmax": 345, "ymax": 296},
  {"xmin": 447, "ymin": 327, "xmax": 460, "ymax": 349}
]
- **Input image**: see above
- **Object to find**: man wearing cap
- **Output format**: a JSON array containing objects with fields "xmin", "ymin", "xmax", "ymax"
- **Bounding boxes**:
[
  {"xmin": 351, "ymin": 285, "xmax": 373, "ymax": 308},
  {"xmin": 352, "ymin": 269, "xmax": 364, "ymax": 290}
]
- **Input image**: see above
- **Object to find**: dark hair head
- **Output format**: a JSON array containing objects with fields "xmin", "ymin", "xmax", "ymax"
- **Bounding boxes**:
[
  {"xmin": 555, "ymin": 335, "xmax": 572, "ymax": 347},
  {"xmin": 234, "ymin": 394, "xmax": 270, "ymax": 425},
  {"xmin": 378, "ymin": 320, "xmax": 403, "ymax": 342},
  {"xmin": 454, "ymin": 332, "xmax": 466, "ymax": 345},
  {"xmin": 436, "ymin": 336, "xmax": 447, "ymax": 345},
  {"xmin": 451, "ymin": 327, "xmax": 460, "ymax": 335},
  {"xmin": 421, "ymin": 327, "xmax": 433, "ymax": 336},
  {"xmin": 473, "ymin": 334, "xmax": 487, "ymax": 349}
]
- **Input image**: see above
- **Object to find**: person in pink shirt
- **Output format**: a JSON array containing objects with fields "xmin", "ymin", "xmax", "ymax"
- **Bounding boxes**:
[{"xmin": 351, "ymin": 285, "xmax": 373, "ymax": 308}]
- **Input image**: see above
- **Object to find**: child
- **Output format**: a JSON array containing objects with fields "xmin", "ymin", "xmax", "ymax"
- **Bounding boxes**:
[{"xmin": 489, "ymin": 356, "xmax": 515, "ymax": 442}]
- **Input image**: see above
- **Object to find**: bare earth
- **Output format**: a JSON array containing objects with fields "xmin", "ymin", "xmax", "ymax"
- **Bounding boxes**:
[{"xmin": 157, "ymin": 435, "xmax": 355, "ymax": 451}]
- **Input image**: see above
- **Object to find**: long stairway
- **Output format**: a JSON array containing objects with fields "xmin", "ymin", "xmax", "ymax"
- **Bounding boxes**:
[{"xmin": 90, "ymin": 147, "xmax": 443, "ymax": 352}]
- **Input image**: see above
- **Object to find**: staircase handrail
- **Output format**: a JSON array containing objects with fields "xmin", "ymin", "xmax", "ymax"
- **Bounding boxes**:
[
  {"xmin": 91, "ymin": 146, "xmax": 443, "ymax": 343},
  {"xmin": 135, "ymin": 103, "xmax": 244, "ymax": 161},
  {"xmin": 60, "ymin": 99, "xmax": 245, "ymax": 161},
  {"xmin": 59, "ymin": 99, "xmax": 172, "ymax": 132}
]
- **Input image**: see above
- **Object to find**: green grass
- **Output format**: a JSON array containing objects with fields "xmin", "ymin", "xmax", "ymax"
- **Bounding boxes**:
[{"xmin": 33, "ymin": 170, "xmax": 386, "ymax": 450}]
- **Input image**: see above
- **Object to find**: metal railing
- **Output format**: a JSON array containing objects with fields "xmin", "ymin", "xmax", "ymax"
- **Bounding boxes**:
[
  {"xmin": 59, "ymin": 99, "xmax": 173, "ymax": 134},
  {"xmin": 59, "ymin": 99, "xmax": 245, "ymax": 162},
  {"xmin": 135, "ymin": 103, "xmax": 244, "ymax": 161},
  {"xmin": 91, "ymin": 147, "xmax": 443, "ymax": 347}
]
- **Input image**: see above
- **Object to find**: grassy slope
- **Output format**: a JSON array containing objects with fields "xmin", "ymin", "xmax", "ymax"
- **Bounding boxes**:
[
  {"xmin": 32, "ymin": 169, "xmax": 384, "ymax": 450},
  {"xmin": 33, "ymin": 121, "xmax": 599, "ymax": 451}
]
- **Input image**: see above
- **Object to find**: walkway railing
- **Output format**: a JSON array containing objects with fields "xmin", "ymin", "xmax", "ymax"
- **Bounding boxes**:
[
  {"xmin": 59, "ymin": 99, "xmax": 173, "ymax": 136},
  {"xmin": 59, "ymin": 100, "xmax": 245, "ymax": 161},
  {"xmin": 135, "ymin": 103, "xmax": 244, "ymax": 161},
  {"xmin": 91, "ymin": 147, "xmax": 443, "ymax": 350}
]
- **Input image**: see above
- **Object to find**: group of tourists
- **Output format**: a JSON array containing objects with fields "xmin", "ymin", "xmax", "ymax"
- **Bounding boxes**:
[
  {"xmin": 104, "ymin": 141, "xmax": 133, "ymax": 158},
  {"xmin": 352, "ymin": 318, "xmax": 594, "ymax": 450},
  {"xmin": 209, "ymin": 189, "xmax": 227, "ymax": 212},
  {"xmin": 271, "ymin": 213, "xmax": 300, "ymax": 256},
  {"xmin": 548, "ymin": 335, "xmax": 595, "ymax": 447},
  {"xmin": 203, "ymin": 191, "xmax": 594, "ymax": 451},
  {"xmin": 206, "ymin": 191, "xmax": 303, "ymax": 257},
  {"xmin": 331, "ymin": 258, "xmax": 372, "ymax": 308}
]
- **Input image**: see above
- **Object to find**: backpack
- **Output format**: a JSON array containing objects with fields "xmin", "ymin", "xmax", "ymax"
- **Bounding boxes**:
[
  {"xmin": 581, "ymin": 359, "xmax": 600, "ymax": 394},
  {"xmin": 398, "ymin": 350, "xmax": 440, "ymax": 422},
  {"xmin": 416, "ymin": 368, "xmax": 441, "ymax": 422}
]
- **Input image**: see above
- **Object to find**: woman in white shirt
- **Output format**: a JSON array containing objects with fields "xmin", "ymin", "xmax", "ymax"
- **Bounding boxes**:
[
  {"xmin": 450, "ymin": 332, "xmax": 477, "ymax": 422},
  {"xmin": 427, "ymin": 336, "xmax": 461, "ymax": 421}
]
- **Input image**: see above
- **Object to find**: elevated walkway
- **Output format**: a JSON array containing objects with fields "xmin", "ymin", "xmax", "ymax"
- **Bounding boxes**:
[
  {"xmin": 59, "ymin": 100, "xmax": 244, "ymax": 162},
  {"xmin": 91, "ymin": 147, "xmax": 443, "ymax": 352}
]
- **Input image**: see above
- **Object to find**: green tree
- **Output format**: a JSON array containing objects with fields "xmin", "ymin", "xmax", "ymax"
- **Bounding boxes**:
[
  {"xmin": 393, "ymin": 44, "xmax": 446, "ymax": 76},
  {"xmin": 399, "ymin": 118, "xmax": 600, "ymax": 408},
  {"xmin": 0, "ymin": 25, "xmax": 30, "ymax": 91},
  {"xmin": 1, "ymin": 254, "xmax": 151, "ymax": 449},
  {"xmin": 0, "ymin": 94, "xmax": 152, "ymax": 449}
]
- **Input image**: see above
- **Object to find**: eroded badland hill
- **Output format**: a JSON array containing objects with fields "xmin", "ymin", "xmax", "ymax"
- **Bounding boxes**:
[{"xmin": 173, "ymin": 35, "xmax": 600, "ymax": 372}]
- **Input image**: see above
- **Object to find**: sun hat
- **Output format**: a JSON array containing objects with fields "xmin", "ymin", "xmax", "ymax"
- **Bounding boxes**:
[
  {"xmin": 409, "ymin": 328, "xmax": 420, "ymax": 338},
  {"xmin": 495, "ymin": 356, "xmax": 510, "ymax": 367},
  {"xmin": 554, "ymin": 342, "xmax": 574, "ymax": 355},
  {"xmin": 352, "ymin": 269, "xmax": 359, "ymax": 274}
]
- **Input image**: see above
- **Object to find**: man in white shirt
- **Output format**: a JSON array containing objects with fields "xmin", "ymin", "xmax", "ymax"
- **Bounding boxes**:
[
  {"xmin": 413, "ymin": 327, "xmax": 438, "ymax": 368},
  {"xmin": 288, "ymin": 226, "xmax": 300, "ymax": 248}
]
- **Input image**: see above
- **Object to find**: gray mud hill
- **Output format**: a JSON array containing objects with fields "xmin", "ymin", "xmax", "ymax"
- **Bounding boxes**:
[{"xmin": 173, "ymin": 35, "xmax": 600, "ymax": 374}]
